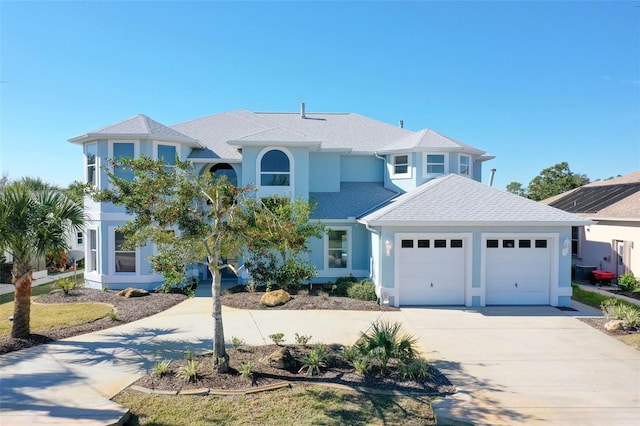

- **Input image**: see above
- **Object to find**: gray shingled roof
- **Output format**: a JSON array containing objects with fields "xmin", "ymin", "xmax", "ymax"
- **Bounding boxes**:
[
  {"xmin": 360, "ymin": 174, "xmax": 592, "ymax": 226},
  {"xmin": 376, "ymin": 128, "xmax": 486, "ymax": 155},
  {"xmin": 310, "ymin": 182, "xmax": 399, "ymax": 220},
  {"xmin": 69, "ymin": 114, "xmax": 199, "ymax": 145}
]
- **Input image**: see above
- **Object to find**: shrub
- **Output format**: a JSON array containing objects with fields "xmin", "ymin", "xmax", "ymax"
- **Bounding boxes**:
[
  {"xmin": 299, "ymin": 344, "xmax": 329, "ymax": 376},
  {"xmin": 398, "ymin": 358, "xmax": 431, "ymax": 380},
  {"xmin": 618, "ymin": 273, "xmax": 638, "ymax": 292},
  {"xmin": 334, "ymin": 276, "xmax": 358, "ymax": 296},
  {"xmin": 55, "ymin": 279, "xmax": 77, "ymax": 295},
  {"xmin": 269, "ymin": 333, "xmax": 285, "ymax": 346},
  {"xmin": 152, "ymin": 360, "xmax": 171, "ymax": 377},
  {"xmin": 352, "ymin": 357, "xmax": 371, "ymax": 376},
  {"xmin": 238, "ymin": 362, "xmax": 254, "ymax": 382},
  {"xmin": 339, "ymin": 345, "xmax": 360, "ymax": 363},
  {"xmin": 108, "ymin": 311, "xmax": 119, "ymax": 321},
  {"xmin": 347, "ymin": 279, "xmax": 377, "ymax": 301},
  {"xmin": 600, "ymin": 298, "xmax": 619, "ymax": 319},
  {"xmin": 294, "ymin": 333, "xmax": 312, "ymax": 346},
  {"xmin": 356, "ymin": 320, "xmax": 419, "ymax": 375},
  {"xmin": 618, "ymin": 305, "xmax": 640, "ymax": 328},
  {"xmin": 177, "ymin": 360, "xmax": 198, "ymax": 382},
  {"xmin": 231, "ymin": 336, "xmax": 246, "ymax": 350}
]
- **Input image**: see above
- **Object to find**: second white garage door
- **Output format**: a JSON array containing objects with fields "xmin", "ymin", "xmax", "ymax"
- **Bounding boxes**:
[
  {"xmin": 484, "ymin": 237, "xmax": 551, "ymax": 305},
  {"xmin": 397, "ymin": 236, "xmax": 467, "ymax": 305}
]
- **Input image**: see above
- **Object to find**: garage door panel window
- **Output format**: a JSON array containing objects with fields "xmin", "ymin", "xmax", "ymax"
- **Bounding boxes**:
[
  {"xmin": 434, "ymin": 239, "xmax": 447, "ymax": 248},
  {"xmin": 451, "ymin": 239, "xmax": 463, "ymax": 248},
  {"xmin": 487, "ymin": 239, "xmax": 499, "ymax": 248},
  {"xmin": 519, "ymin": 240, "xmax": 531, "ymax": 248},
  {"xmin": 535, "ymin": 240, "xmax": 548, "ymax": 248},
  {"xmin": 417, "ymin": 239, "xmax": 430, "ymax": 248},
  {"xmin": 503, "ymin": 240, "xmax": 515, "ymax": 248},
  {"xmin": 401, "ymin": 239, "xmax": 414, "ymax": 248}
]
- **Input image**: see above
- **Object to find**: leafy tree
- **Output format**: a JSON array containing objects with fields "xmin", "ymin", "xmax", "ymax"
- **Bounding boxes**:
[
  {"xmin": 506, "ymin": 181, "xmax": 527, "ymax": 197},
  {"xmin": 244, "ymin": 196, "xmax": 323, "ymax": 291},
  {"xmin": 526, "ymin": 162, "xmax": 589, "ymax": 201},
  {"xmin": 65, "ymin": 180, "xmax": 89, "ymax": 205},
  {"xmin": 0, "ymin": 181, "xmax": 84, "ymax": 337},
  {"xmin": 92, "ymin": 156, "xmax": 316, "ymax": 372}
]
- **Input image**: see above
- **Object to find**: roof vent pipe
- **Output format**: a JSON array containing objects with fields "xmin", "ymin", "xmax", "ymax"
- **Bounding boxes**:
[
  {"xmin": 300, "ymin": 102, "xmax": 306, "ymax": 119},
  {"xmin": 399, "ymin": 120, "xmax": 404, "ymax": 128},
  {"xmin": 489, "ymin": 168, "xmax": 497, "ymax": 187}
]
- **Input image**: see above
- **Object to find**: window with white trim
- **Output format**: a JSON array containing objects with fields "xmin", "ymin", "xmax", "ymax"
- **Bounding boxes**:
[
  {"xmin": 113, "ymin": 142, "xmax": 135, "ymax": 181},
  {"xmin": 76, "ymin": 232, "xmax": 83, "ymax": 245},
  {"xmin": 391, "ymin": 154, "xmax": 411, "ymax": 178},
  {"xmin": 571, "ymin": 227, "xmax": 580, "ymax": 257},
  {"xmin": 423, "ymin": 153, "xmax": 448, "ymax": 177},
  {"xmin": 157, "ymin": 143, "xmax": 177, "ymax": 166},
  {"xmin": 260, "ymin": 149, "xmax": 290, "ymax": 186},
  {"xmin": 86, "ymin": 143, "xmax": 97, "ymax": 186},
  {"xmin": 327, "ymin": 229, "xmax": 349, "ymax": 269},
  {"xmin": 88, "ymin": 230, "xmax": 98, "ymax": 272},
  {"xmin": 115, "ymin": 231, "xmax": 136, "ymax": 273},
  {"xmin": 459, "ymin": 155, "xmax": 471, "ymax": 176}
]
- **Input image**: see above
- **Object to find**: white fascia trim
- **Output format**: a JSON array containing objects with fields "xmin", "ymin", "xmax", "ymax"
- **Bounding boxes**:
[
  {"xmin": 584, "ymin": 217, "xmax": 640, "ymax": 223},
  {"xmin": 361, "ymin": 220, "xmax": 594, "ymax": 227},
  {"xmin": 189, "ymin": 158, "xmax": 242, "ymax": 164}
]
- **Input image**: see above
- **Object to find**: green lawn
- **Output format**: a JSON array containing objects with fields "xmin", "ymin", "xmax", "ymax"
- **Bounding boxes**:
[
  {"xmin": 571, "ymin": 283, "xmax": 640, "ymax": 313},
  {"xmin": 114, "ymin": 385, "xmax": 437, "ymax": 426}
]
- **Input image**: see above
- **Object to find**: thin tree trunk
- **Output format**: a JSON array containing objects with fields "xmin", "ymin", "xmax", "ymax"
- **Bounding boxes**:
[
  {"xmin": 210, "ymin": 263, "xmax": 229, "ymax": 373},
  {"xmin": 11, "ymin": 261, "xmax": 32, "ymax": 338}
]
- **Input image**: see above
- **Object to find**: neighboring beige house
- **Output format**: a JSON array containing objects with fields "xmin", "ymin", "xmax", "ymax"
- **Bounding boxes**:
[{"xmin": 542, "ymin": 171, "xmax": 640, "ymax": 280}]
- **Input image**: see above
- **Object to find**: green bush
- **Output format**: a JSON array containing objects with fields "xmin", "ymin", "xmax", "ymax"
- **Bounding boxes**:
[
  {"xmin": 238, "ymin": 362, "xmax": 254, "ymax": 382},
  {"xmin": 177, "ymin": 360, "xmax": 198, "ymax": 382},
  {"xmin": 347, "ymin": 280, "xmax": 377, "ymax": 301},
  {"xmin": 619, "ymin": 305, "xmax": 640, "ymax": 328},
  {"xmin": 398, "ymin": 358, "xmax": 431, "ymax": 380},
  {"xmin": 618, "ymin": 273, "xmax": 638, "ymax": 292},
  {"xmin": 298, "ymin": 344, "xmax": 329, "ymax": 376},
  {"xmin": 352, "ymin": 357, "xmax": 370, "ymax": 376},
  {"xmin": 334, "ymin": 276, "xmax": 358, "ymax": 296},
  {"xmin": 231, "ymin": 336, "xmax": 246, "ymax": 350},
  {"xmin": 55, "ymin": 279, "xmax": 77, "ymax": 295},
  {"xmin": 600, "ymin": 298, "xmax": 618, "ymax": 319},
  {"xmin": 152, "ymin": 360, "xmax": 171, "ymax": 377},
  {"xmin": 356, "ymin": 320, "xmax": 419, "ymax": 375},
  {"xmin": 269, "ymin": 333, "xmax": 285, "ymax": 346},
  {"xmin": 294, "ymin": 333, "xmax": 312, "ymax": 346}
]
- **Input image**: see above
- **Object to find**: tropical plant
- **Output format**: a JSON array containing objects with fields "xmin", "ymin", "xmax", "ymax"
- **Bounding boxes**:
[
  {"xmin": 299, "ymin": 344, "xmax": 329, "ymax": 376},
  {"xmin": 0, "ymin": 180, "xmax": 84, "ymax": 337},
  {"xmin": 177, "ymin": 360, "xmax": 198, "ymax": 382},
  {"xmin": 617, "ymin": 273, "xmax": 638, "ymax": 292},
  {"xmin": 152, "ymin": 360, "xmax": 171, "ymax": 377},
  {"xmin": 352, "ymin": 357, "xmax": 371, "ymax": 376},
  {"xmin": 339, "ymin": 345, "xmax": 360, "ymax": 363},
  {"xmin": 92, "ymin": 156, "xmax": 316, "ymax": 373},
  {"xmin": 398, "ymin": 358, "xmax": 431, "ymax": 380},
  {"xmin": 238, "ymin": 362, "xmax": 254, "ymax": 382},
  {"xmin": 55, "ymin": 278, "xmax": 77, "ymax": 295},
  {"xmin": 356, "ymin": 320, "xmax": 419, "ymax": 375}
]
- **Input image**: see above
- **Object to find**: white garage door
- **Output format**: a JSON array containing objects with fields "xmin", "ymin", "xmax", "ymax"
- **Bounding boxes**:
[
  {"xmin": 485, "ymin": 237, "xmax": 551, "ymax": 305},
  {"xmin": 398, "ymin": 236, "xmax": 466, "ymax": 305}
]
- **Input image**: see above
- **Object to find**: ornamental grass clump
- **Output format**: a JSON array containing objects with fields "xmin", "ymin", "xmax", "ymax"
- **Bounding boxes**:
[
  {"xmin": 152, "ymin": 360, "xmax": 171, "ymax": 377},
  {"xmin": 355, "ymin": 320, "xmax": 419, "ymax": 376},
  {"xmin": 177, "ymin": 360, "xmax": 198, "ymax": 383},
  {"xmin": 299, "ymin": 343, "xmax": 329, "ymax": 376}
]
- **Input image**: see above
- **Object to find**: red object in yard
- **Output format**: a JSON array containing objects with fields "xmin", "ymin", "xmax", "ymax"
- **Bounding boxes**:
[{"xmin": 592, "ymin": 270, "xmax": 615, "ymax": 285}]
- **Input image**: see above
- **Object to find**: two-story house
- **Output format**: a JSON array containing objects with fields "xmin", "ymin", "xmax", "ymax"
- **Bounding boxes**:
[{"xmin": 69, "ymin": 105, "xmax": 590, "ymax": 307}]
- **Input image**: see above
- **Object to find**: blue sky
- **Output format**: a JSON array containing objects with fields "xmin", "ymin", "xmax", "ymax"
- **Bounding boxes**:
[{"xmin": 1, "ymin": 1, "xmax": 638, "ymax": 190}]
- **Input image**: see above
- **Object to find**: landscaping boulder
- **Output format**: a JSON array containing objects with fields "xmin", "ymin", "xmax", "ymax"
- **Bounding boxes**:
[
  {"xmin": 604, "ymin": 319, "xmax": 625, "ymax": 331},
  {"xmin": 259, "ymin": 347, "xmax": 296, "ymax": 370},
  {"xmin": 260, "ymin": 289, "xmax": 291, "ymax": 307},
  {"xmin": 118, "ymin": 287, "xmax": 150, "ymax": 298}
]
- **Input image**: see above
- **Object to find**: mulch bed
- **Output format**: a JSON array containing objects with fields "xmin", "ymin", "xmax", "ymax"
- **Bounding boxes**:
[{"xmin": 132, "ymin": 344, "xmax": 456, "ymax": 396}]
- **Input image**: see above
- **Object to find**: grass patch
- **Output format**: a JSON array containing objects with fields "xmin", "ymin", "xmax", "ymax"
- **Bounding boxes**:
[
  {"xmin": 571, "ymin": 284, "xmax": 640, "ymax": 313},
  {"xmin": 113, "ymin": 384, "xmax": 436, "ymax": 425},
  {"xmin": 0, "ymin": 300, "xmax": 113, "ymax": 336}
]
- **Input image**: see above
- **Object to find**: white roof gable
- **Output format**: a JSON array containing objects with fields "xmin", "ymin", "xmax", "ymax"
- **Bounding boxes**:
[{"xmin": 360, "ymin": 174, "xmax": 593, "ymax": 226}]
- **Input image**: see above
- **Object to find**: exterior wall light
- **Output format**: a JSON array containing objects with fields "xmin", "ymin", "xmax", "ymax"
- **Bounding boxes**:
[
  {"xmin": 562, "ymin": 238, "xmax": 571, "ymax": 256},
  {"xmin": 385, "ymin": 240, "xmax": 393, "ymax": 256}
]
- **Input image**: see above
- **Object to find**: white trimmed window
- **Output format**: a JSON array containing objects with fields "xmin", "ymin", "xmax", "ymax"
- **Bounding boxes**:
[
  {"xmin": 459, "ymin": 155, "xmax": 471, "ymax": 176},
  {"xmin": 326, "ymin": 228, "xmax": 350, "ymax": 269},
  {"xmin": 391, "ymin": 154, "xmax": 411, "ymax": 178},
  {"xmin": 85, "ymin": 143, "xmax": 97, "ymax": 186},
  {"xmin": 114, "ymin": 231, "xmax": 136, "ymax": 273},
  {"xmin": 260, "ymin": 149, "xmax": 291, "ymax": 186},
  {"xmin": 154, "ymin": 142, "xmax": 179, "ymax": 168},
  {"xmin": 108, "ymin": 141, "xmax": 138, "ymax": 182},
  {"xmin": 76, "ymin": 232, "xmax": 83, "ymax": 245},
  {"xmin": 423, "ymin": 153, "xmax": 448, "ymax": 177},
  {"xmin": 88, "ymin": 229, "xmax": 98, "ymax": 273}
]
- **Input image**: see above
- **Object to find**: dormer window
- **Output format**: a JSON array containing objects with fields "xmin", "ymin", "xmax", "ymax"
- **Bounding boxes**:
[
  {"xmin": 459, "ymin": 155, "xmax": 471, "ymax": 176},
  {"xmin": 260, "ymin": 149, "xmax": 290, "ymax": 186},
  {"xmin": 391, "ymin": 154, "xmax": 411, "ymax": 178},
  {"xmin": 423, "ymin": 153, "xmax": 448, "ymax": 178}
]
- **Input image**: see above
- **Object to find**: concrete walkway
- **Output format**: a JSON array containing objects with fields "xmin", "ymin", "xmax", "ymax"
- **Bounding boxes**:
[{"xmin": 0, "ymin": 294, "xmax": 639, "ymax": 425}]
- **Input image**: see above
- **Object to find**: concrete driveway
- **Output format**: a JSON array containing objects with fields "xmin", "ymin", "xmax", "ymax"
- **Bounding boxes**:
[{"xmin": 400, "ymin": 305, "xmax": 640, "ymax": 426}]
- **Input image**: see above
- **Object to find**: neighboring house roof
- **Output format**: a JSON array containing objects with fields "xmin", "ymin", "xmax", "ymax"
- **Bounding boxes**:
[
  {"xmin": 69, "ymin": 114, "xmax": 199, "ymax": 146},
  {"xmin": 376, "ymin": 128, "xmax": 488, "ymax": 157},
  {"xmin": 310, "ymin": 182, "xmax": 399, "ymax": 220},
  {"xmin": 359, "ymin": 174, "xmax": 591, "ymax": 226},
  {"xmin": 542, "ymin": 171, "xmax": 640, "ymax": 219}
]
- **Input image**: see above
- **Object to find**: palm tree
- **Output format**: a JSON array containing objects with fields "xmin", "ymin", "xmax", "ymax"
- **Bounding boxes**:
[{"xmin": 0, "ymin": 181, "xmax": 84, "ymax": 338}]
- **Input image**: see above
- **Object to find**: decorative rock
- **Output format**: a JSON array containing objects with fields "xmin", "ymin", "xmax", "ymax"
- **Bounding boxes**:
[
  {"xmin": 604, "ymin": 319, "xmax": 625, "ymax": 331},
  {"xmin": 118, "ymin": 287, "xmax": 150, "ymax": 298},
  {"xmin": 259, "ymin": 347, "xmax": 296, "ymax": 370},
  {"xmin": 260, "ymin": 289, "xmax": 291, "ymax": 307}
]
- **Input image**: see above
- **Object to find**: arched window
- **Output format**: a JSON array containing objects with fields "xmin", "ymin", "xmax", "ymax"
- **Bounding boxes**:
[
  {"xmin": 260, "ymin": 149, "xmax": 290, "ymax": 186},
  {"xmin": 210, "ymin": 163, "xmax": 237, "ymax": 186}
]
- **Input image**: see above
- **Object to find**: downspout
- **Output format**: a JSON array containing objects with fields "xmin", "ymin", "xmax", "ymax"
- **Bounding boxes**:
[{"xmin": 374, "ymin": 151, "xmax": 388, "ymax": 189}]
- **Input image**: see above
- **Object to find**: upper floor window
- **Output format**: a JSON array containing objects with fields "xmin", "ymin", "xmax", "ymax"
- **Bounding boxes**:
[
  {"xmin": 86, "ymin": 143, "xmax": 97, "ymax": 185},
  {"xmin": 423, "ymin": 153, "xmax": 448, "ymax": 177},
  {"xmin": 391, "ymin": 154, "xmax": 411, "ymax": 178},
  {"xmin": 113, "ymin": 142, "xmax": 135, "ymax": 181},
  {"xmin": 260, "ymin": 149, "xmax": 290, "ymax": 186},
  {"xmin": 157, "ymin": 143, "xmax": 177, "ymax": 166},
  {"xmin": 459, "ymin": 155, "xmax": 471, "ymax": 176}
]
